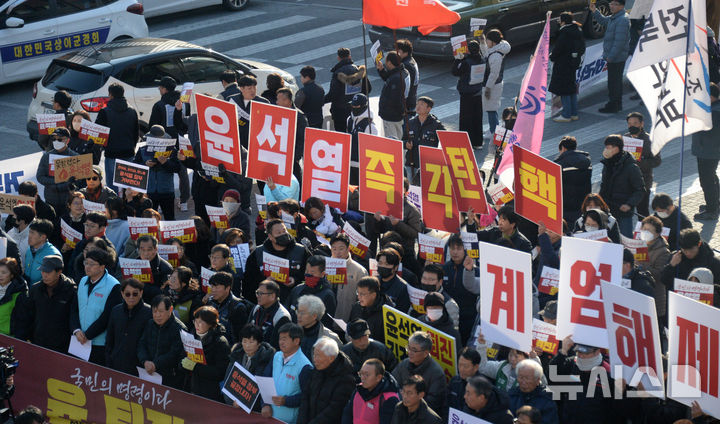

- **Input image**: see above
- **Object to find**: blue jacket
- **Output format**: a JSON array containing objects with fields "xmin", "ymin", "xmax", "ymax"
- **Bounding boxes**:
[
  {"xmin": 263, "ymin": 349, "xmax": 313, "ymax": 424},
  {"xmin": 105, "ymin": 219, "xmax": 129, "ymax": 257},
  {"xmin": 593, "ymin": 9, "xmax": 630, "ymax": 63},
  {"xmin": 263, "ymin": 174, "xmax": 300, "ymax": 202},
  {"xmin": 24, "ymin": 241, "xmax": 61, "ymax": 284},
  {"xmin": 77, "ymin": 270, "xmax": 120, "ymax": 346},
  {"xmin": 133, "ymin": 145, "xmax": 180, "ymax": 194}
]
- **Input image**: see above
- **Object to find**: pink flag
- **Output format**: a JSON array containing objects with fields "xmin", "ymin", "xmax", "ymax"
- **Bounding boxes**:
[{"xmin": 497, "ymin": 12, "xmax": 551, "ymax": 188}]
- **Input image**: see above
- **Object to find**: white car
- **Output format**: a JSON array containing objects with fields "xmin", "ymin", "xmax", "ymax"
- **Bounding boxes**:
[
  {"xmin": 140, "ymin": 0, "xmax": 248, "ymax": 19},
  {"xmin": 0, "ymin": 0, "xmax": 148, "ymax": 85},
  {"xmin": 27, "ymin": 38, "xmax": 298, "ymax": 140}
]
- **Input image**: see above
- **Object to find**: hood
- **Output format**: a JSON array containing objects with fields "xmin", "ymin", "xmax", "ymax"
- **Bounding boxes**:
[
  {"xmin": 107, "ymin": 97, "xmax": 129, "ymax": 112},
  {"xmin": 583, "ymin": 208, "xmax": 609, "ymax": 229},
  {"xmin": 338, "ymin": 65, "xmax": 367, "ymax": 84},
  {"xmin": 556, "ymin": 150, "xmax": 591, "ymax": 170},
  {"xmin": 488, "ymin": 40, "xmax": 511, "ymax": 56},
  {"xmin": 4, "ymin": 277, "xmax": 27, "ymax": 299}
]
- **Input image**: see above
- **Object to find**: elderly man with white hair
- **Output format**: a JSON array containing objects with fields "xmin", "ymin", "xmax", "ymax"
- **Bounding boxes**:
[
  {"xmin": 297, "ymin": 337, "xmax": 356, "ymax": 424},
  {"xmin": 296, "ymin": 295, "xmax": 341, "ymax": 360},
  {"xmin": 508, "ymin": 359, "xmax": 558, "ymax": 424}
]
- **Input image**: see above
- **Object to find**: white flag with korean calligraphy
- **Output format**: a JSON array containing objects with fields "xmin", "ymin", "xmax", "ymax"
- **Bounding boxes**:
[{"xmin": 627, "ymin": 0, "xmax": 712, "ymax": 155}]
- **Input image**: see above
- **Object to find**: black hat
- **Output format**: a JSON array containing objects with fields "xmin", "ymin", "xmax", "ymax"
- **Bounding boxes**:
[
  {"xmin": 539, "ymin": 300, "xmax": 557, "ymax": 320},
  {"xmin": 40, "ymin": 255, "xmax": 63, "ymax": 272},
  {"xmin": 423, "ymin": 292, "xmax": 445, "ymax": 308},
  {"xmin": 159, "ymin": 76, "xmax": 177, "ymax": 91},
  {"xmin": 574, "ymin": 344, "xmax": 599, "ymax": 354},
  {"xmin": 148, "ymin": 125, "xmax": 166, "ymax": 138},
  {"xmin": 51, "ymin": 127, "xmax": 71, "ymax": 139},
  {"xmin": 350, "ymin": 93, "xmax": 368, "ymax": 108},
  {"xmin": 347, "ymin": 319, "xmax": 371, "ymax": 339},
  {"xmin": 53, "ymin": 91, "xmax": 72, "ymax": 109}
]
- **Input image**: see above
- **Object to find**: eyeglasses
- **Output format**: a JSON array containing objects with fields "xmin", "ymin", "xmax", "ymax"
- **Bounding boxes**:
[
  {"xmin": 356, "ymin": 291, "xmax": 372, "ymax": 298},
  {"xmin": 123, "ymin": 291, "xmax": 140, "ymax": 298},
  {"xmin": 83, "ymin": 222, "xmax": 99, "ymax": 228},
  {"xmin": 255, "ymin": 290, "xmax": 272, "ymax": 297},
  {"xmin": 86, "ymin": 176, "xmax": 99, "ymax": 181},
  {"xmin": 406, "ymin": 346, "xmax": 423, "ymax": 354}
]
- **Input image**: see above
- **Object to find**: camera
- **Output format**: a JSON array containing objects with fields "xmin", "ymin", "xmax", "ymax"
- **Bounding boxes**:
[{"xmin": 0, "ymin": 347, "xmax": 18, "ymax": 399}]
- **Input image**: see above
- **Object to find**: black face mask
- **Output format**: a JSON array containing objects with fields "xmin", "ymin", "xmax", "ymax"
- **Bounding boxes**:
[
  {"xmin": 504, "ymin": 118, "xmax": 516, "ymax": 130},
  {"xmin": 377, "ymin": 266, "xmax": 394, "ymax": 279},
  {"xmin": 421, "ymin": 284, "xmax": 437, "ymax": 293},
  {"xmin": 274, "ymin": 233, "xmax": 293, "ymax": 247},
  {"xmin": 628, "ymin": 126, "xmax": 642, "ymax": 135}
]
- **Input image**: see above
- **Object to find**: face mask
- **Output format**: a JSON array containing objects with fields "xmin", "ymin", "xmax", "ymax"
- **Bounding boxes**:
[
  {"xmin": 377, "ymin": 266, "xmax": 393, "ymax": 279},
  {"xmin": 656, "ymin": 210, "xmax": 670, "ymax": 219},
  {"xmin": 421, "ymin": 284, "xmax": 437, "ymax": 293},
  {"xmin": 274, "ymin": 233, "xmax": 293, "ymax": 247},
  {"xmin": 628, "ymin": 126, "xmax": 642, "ymax": 135},
  {"xmin": 426, "ymin": 309, "xmax": 443, "ymax": 321},
  {"xmin": 584, "ymin": 225, "xmax": 599, "ymax": 232},
  {"xmin": 304, "ymin": 274, "xmax": 321, "ymax": 288},
  {"xmin": 222, "ymin": 201, "xmax": 240, "ymax": 216},
  {"xmin": 72, "ymin": 121, "xmax": 82, "ymax": 132},
  {"xmin": 602, "ymin": 148, "xmax": 614, "ymax": 159},
  {"xmin": 575, "ymin": 353, "xmax": 603, "ymax": 371},
  {"xmin": 53, "ymin": 140, "xmax": 66, "ymax": 151},
  {"xmin": 640, "ymin": 230, "xmax": 655, "ymax": 242}
]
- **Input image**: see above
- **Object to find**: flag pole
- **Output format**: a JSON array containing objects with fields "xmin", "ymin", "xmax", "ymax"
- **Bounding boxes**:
[
  {"xmin": 361, "ymin": 0, "xmax": 370, "ymax": 94},
  {"xmin": 676, "ymin": 0, "xmax": 693, "ymax": 251}
]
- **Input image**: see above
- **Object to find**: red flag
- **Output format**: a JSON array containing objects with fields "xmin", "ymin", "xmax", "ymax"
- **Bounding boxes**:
[
  {"xmin": 513, "ymin": 146, "xmax": 563, "ymax": 235},
  {"xmin": 196, "ymin": 94, "xmax": 243, "ymax": 175},
  {"xmin": 419, "ymin": 146, "xmax": 459, "ymax": 232},
  {"xmin": 358, "ymin": 133, "xmax": 404, "ymax": 218},
  {"xmin": 302, "ymin": 128, "xmax": 352, "ymax": 212},
  {"xmin": 362, "ymin": 0, "xmax": 460, "ymax": 35},
  {"xmin": 437, "ymin": 130, "xmax": 489, "ymax": 215},
  {"xmin": 247, "ymin": 102, "xmax": 297, "ymax": 187}
]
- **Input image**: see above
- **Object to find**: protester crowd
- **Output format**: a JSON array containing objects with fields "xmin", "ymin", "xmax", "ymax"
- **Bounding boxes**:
[{"xmin": 2, "ymin": 6, "xmax": 720, "ymax": 423}]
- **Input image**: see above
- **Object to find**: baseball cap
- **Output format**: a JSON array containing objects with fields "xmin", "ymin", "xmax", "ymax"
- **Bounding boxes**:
[
  {"xmin": 573, "ymin": 344, "xmax": 599, "ymax": 354},
  {"xmin": 347, "ymin": 319, "xmax": 371, "ymax": 339},
  {"xmin": 148, "ymin": 125, "xmax": 166, "ymax": 138},
  {"xmin": 40, "ymin": 255, "xmax": 64, "ymax": 272},
  {"xmin": 350, "ymin": 93, "xmax": 368, "ymax": 108},
  {"xmin": 51, "ymin": 127, "xmax": 71, "ymax": 139},
  {"xmin": 539, "ymin": 300, "xmax": 557, "ymax": 320}
]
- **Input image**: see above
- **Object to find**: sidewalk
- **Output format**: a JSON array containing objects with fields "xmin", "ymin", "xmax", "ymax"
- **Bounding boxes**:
[{"xmin": 677, "ymin": 190, "xmax": 720, "ymax": 252}]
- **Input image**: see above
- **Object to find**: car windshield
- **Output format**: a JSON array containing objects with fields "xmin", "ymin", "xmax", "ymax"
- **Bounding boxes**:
[{"xmin": 42, "ymin": 61, "xmax": 107, "ymax": 94}]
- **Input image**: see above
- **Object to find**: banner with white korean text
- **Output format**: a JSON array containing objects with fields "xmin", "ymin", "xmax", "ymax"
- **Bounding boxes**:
[
  {"xmin": 674, "ymin": 278, "xmax": 714, "ymax": 305},
  {"xmin": 437, "ymin": 131, "xmax": 488, "ymax": 215},
  {"xmin": 358, "ymin": 133, "xmax": 404, "ymax": 218},
  {"xmin": 247, "ymin": 102, "xmax": 297, "ymax": 186},
  {"xmin": 127, "ymin": 217, "xmax": 159, "ymax": 241},
  {"xmin": 159, "ymin": 220, "xmax": 197, "ymax": 244},
  {"xmin": 532, "ymin": 319, "xmax": 559, "ymax": 355},
  {"xmin": 479, "ymin": 242, "xmax": 533, "ymax": 352},
  {"xmin": 118, "ymin": 258, "xmax": 153, "ymax": 284},
  {"xmin": 601, "ymin": 282, "xmax": 665, "ymax": 398},
  {"xmin": 418, "ymin": 233, "xmax": 446, "ymax": 264},
  {"xmin": 196, "ymin": 93, "xmax": 243, "ymax": 175},
  {"xmin": 667, "ymin": 292, "xmax": 720, "ymax": 419},
  {"xmin": 557, "ymin": 236, "xmax": 623, "ymax": 348},
  {"xmin": 325, "ymin": 257, "xmax": 347, "ymax": 285},
  {"xmin": 419, "ymin": 146, "xmax": 460, "ymax": 233},
  {"xmin": 302, "ymin": 128, "xmax": 351, "ymax": 211}
]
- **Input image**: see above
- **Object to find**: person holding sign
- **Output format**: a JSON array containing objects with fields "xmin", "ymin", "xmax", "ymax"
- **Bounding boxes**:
[
  {"xmin": 446, "ymin": 347, "xmax": 482, "ymax": 411},
  {"xmin": 572, "ymin": 193, "xmax": 621, "ymax": 243},
  {"xmin": 575, "ymin": 208, "xmax": 619, "ymax": 243},
  {"xmin": 69, "ymin": 110, "xmax": 102, "ymax": 165},
  {"xmin": 416, "ymin": 264, "xmax": 460, "ymax": 329},
  {"xmin": 137, "ymin": 235, "xmax": 173, "ymax": 304},
  {"xmin": 621, "ymin": 249, "xmax": 655, "ymax": 297},
  {"xmin": 223, "ymin": 324, "xmax": 276, "ymax": 410},
  {"xmin": 181, "ymin": 306, "xmax": 230, "ymax": 402},
  {"xmin": 7, "ymin": 204, "xmax": 35, "ymax": 267},
  {"xmin": 285, "ymin": 256, "xmax": 337, "ymax": 317},
  {"xmin": 624, "ymin": 112, "xmax": 661, "ymax": 217},
  {"xmin": 476, "ymin": 329, "xmax": 540, "ymax": 393},
  {"xmin": 349, "ymin": 277, "xmax": 394, "ymax": 344},
  {"xmin": 137, "ymin": 295, "xmax": 187, "ymax": 389},
  {"xmin": 54, "ymin": 192, "xmax": 85, "ymax": 258},
  {"xmin": 452, "ymin": 40, "xmax": 485, "ymax": 149},
  {"xmin": 164, "ymin": 266, "xmax": 203, "ymax": 328},
  {"xmin": 330, "ymin": 233, "xmax": 368, "ymax": 322},
  {"xmin": 468, "ymin": 205, "xmax": 533, "ymax": 253},
  {"xmin": 134, "ymin": 125, "xmax": 181, "ymax": 221},
  {"xmin": 36, "ymin": 90, "xmax": 73, "ymax": 152},
  {"xmin": 443, "ymin": 233, "xmax": 480, "ymax": 344},
  {"xmin": 0, "ymin": 258, "xmax": 29, "ymax": 340},
  {"xmin": 36, "ymin": 127, "xmax": 78, "ymax": 217},
  {"xmin": 650, "ymin": 193, "xmax": 692, "ymax": 250},
  {"xmin": 418, "ymin": 292, "xmax": 461, "ymax": 355},
  {"xmin": 77, "ymin": 165, "xmax": 117, "ymax": 205},
  {"xmin": 534, "ymin": 220, "xmax": 562, "ymax": 308},
  {"xmin": 206, "ymin": 271, "xmax": 252, "ymax": 345}
]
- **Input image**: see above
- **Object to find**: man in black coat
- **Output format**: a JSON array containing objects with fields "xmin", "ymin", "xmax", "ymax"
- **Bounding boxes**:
[
  {"xmin": 235, "ymin": 75, "xmax": 270, "ymax": 149},
  {"xmin": 148, "ymin": 76, "xmax": 186, "ymax": 138},
  {"xmin": 661, "ymin": 229, "xmax": 720, "ymax": 301},
  {"xmin": 36, "ymin": 90, "xmax": 74, "ymax": 151},
  {"xmin": 650, "ymin": 193, "xmax": 693, "ymax": 250},
  {"xmin": 136, "ymin": 235, "xmax": 173, "ymax": 304},
  {"xmin": 207, "ymin": 272, "xmax": 251, "ymax": 345},
  {"xmin": 599, "ymin": 135, "xmax": 645, "ymax": 238},
  {"xmin": 462, "ymin": 376, "xmax": 514, "ymax": 424},
  {"xmin": 395, "ymin": 39, "xmax": 419, "ymax": 117},
  {"xmin": 96, "ymin": 83, "xmax": 139, "ymax": 194},
  {"xmin": 325, "ymin": 47, "xmax": 370, "ymax": 133},
  {"xmin": 137, "ymin": 295, "xmax": 187, "ymax": 389},
  {"xmin": 295, "ymin": 66, "xmax": 325, "ymax": 128},
  {"xmin": 405, "ymin": 96, "xmax": 445, "ymax": 184},
  {"xmin": 276, "ymin": 88, "xmax": 308, "ymax": 183},
  {"xmin": 105, "ymin": 278, "xmax": 152, "ymax": 375},
  {"xmin": 25, "ymin": 255, "xmax": 77, "ymax": 353},
  {"xmin": 549, "ymin": 14, "xmax": 585, "ymax": 123},
  {"xmin": 447, "ymin": 347, "xmax": 482, "ymax": 411},
  {"xmin": 624, "ymin": 112, "xmax": 661, "ymax": 217},
  {"xmin": 377, "ymin": 52, "xmax": 410, "ymax": 140},
  {"xmin": 467, "ymin": 205, "xmax": 533, "ymax": 253},
  {"xmin": 452, "ymin": 40, "xmax": 485, "ymax": 149},
  {"xmin": 340, "ymin": 319, "xmax": 398, "ymax": 376},
  {"xmin": 555, "ymin": 136, "xmax": 592, "ymax": 224}
]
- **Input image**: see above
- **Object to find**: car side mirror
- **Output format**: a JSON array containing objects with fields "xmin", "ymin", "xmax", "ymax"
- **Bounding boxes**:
[{"xmin": 5, "ymin": 17, "xmax": 24, "ymax": 28}]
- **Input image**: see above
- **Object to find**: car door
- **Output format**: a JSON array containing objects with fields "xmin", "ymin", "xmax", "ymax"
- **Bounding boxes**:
[
  {"xmin": 54, "ymin": 0, "xmax": 113, "ymax": 50},
  {"xmin": 131, "ymin": 56, "xmax": 185, "ymax": 123},
  {"xmin": 494, "ymin": 0, "xmax": 546, "ymax": 44},
  {"xmin": 178, "ymin": 54, "xmax": 234, "ymax": 98},
  {"xmin": 0, "ymin": 0, "xmax": 58, "ymax": 83}
]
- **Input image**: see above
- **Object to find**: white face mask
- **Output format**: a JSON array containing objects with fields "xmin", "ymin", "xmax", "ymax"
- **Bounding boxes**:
[
  {"xmin": 223, "ymin": 201, "xmax": 241, "ymax": 216},
  {"xmin": 426, "ymin": 308, "xmax": 443, "ymax": 321},
  {"xmin": 640, "ymin": 230, "xmax": 655, "ymax": 242},
  {"xmin": 584, "ymin": 225, "xmax": 599, "ymax": 232},
  {"xmin": 53, "ymin": 140, "xmax": 66, "ymax": 151},
  {"xmin": 656, "ymin": 210, "xmax": 670, "ymax": 219},
  {"xmin": 575, "ymin": 353, "xmax": 603, "ymax": 371}
]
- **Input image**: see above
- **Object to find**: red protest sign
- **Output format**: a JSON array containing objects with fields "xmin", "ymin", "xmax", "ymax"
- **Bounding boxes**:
[
  {"xmin": 78, "ymin": 119, "xmax": 110, "ymax": 147},
  {"xmin": 263, "ymin": 252, "xmax": 290, "ymax": 285},
  {"xmin": 159, "ymin": 220, "xmax": 197, "ymax": 244},
  {"xmin": 513, "ymin": 146, "xmax": 563, "ymax": 235},
  {"xmin": 60, "ymin": 219, "xmax": 82, "ymax": 248},
  {"xmin": 36, "ymin": 114, "xmax": 67, "ymax": 135},
  {"xmin": 181, "ymin": 330, "xmax": 207, "ymax": 364},
  {"xmin": 418, "ymin": 233, "xmax": 446, "ymax": 263},
  {"xmin": 247, "ymin": 102, "xmax": 297, "ymax": 186},
  {"xmin": 532, "ymin": 319, "xmax": 559, "ymax": 355},
  {"xmin": 119, "ymin": 258, "xmax": 153, "ymax": 284},
  {"xmin": 196, "ymin": 93, "xmax": 242, "ymax": 174},
  {"xmin": 343, "ymin": 221, "xmax": 370, "ymax": 260},
  {"xmin": 419, "ymin": 146, "xmax": 460, "ymax": 232},
  {"xmin": 158, "ymin": 244, "xmax": 179, "ymax": 268},
  {"xmin": 325, "ymin": 257, "xmax": 348, "ymax": 285},
  {"xmin": 201, "ymin": 267, "xmax": 215, "ymax": 294},
  {"xmin": 206, "ymin": 205, "xmax": 229, "ymax": 230},
  {"xmin": 358, "ymin": 133, "xmax": 404, "ymax": 218},
  {"xmin": 127, "ymin": 217, "xmax": 159, "ymax": 241},
  {"xmin": 302, "ymin": 128, "xmax": 351, "ymax": 211},
  {"xmin": 437, "ymin": 131, "xmax": 489, "ymax": 215}
]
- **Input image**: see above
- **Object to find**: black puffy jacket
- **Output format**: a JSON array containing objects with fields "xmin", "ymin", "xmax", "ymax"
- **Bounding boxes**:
[
  {"xmin": 95, "ymin": 97, "xmax": 139, "ymax": 159},
  {"xmin": 378, "ymin": 64, "xmax": 409, "ymax": 122},
  {"xmin": 298, "ymin": 351, "xmax": 356, "ymax": 424},
  {"xmin": 25, "ymin": 274, "xmax": 77, "ymax": 352},
  {"xmin": 599, "ymin": 151, "xmax": 646, "ymax": 218},
  {"xmin": 555, "ymin": 149, "xmax": 592, "ymax": 214},
  {"xmin": 188, "ymin": 325, "xmax": 230, "ymax": 402},
  {"xmin": 325, "ymin": 59, "xmax": 371, "ymax": 112},
  {"xmin": 341, "ymin": 338, "xmax": 398, "ymax": 375},
  {"xmin": 462, "ymin": 386, "xmax": 514, "ymax": 424},
  {"xmin": 137, "ymin": 315, "xmax": 187, "ymax": 389},
  {"xmin": 105, "ymin": 301, "xmax": 152, "ymax": 375},
  {"xmin": 452, "ymin": 53, "xmax": 484, "ymax": 95}
]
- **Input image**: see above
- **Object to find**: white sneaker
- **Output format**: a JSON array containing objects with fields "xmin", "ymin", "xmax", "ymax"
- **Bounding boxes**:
[
  {"xmin": 553, "ymin": 116, "xmax": 572, "ymax": 123},
  {"xmin": 179, "ymin": 202, "xmax": 188, "ymax": 212}
]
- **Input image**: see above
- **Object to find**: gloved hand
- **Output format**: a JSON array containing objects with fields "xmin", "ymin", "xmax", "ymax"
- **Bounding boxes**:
[{"xmin": 181, "ymin": 357, "xmax": 197, "ymax": 371}]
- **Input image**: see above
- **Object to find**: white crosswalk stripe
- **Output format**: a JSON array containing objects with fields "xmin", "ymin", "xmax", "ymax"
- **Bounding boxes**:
[
  {"xmin": 150, "ymin": 10, "xmax": 267, "ymax": 38},
  {"xmin": 280, "ymin": 33, "xmax": 369, "ymax": 64},
  {"xmin": 190, "ymin": 15, "xmax": 314, "ymax": 47}
]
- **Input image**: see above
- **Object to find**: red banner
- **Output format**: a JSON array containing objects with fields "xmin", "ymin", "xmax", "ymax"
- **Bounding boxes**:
[
  {"xmin": 302, "ymin": 128, "xmax": 351, "ymax": 211},
  {"xmin": 159, "ymin": 220, "xmax": 197, "ymax": 244},
  {"xmin": 196, "ymin": 93, "xmax": 243, "ymax": 174},
  {"xmin": 419, "ymin": 146, "xmax": 460, "ymax": 232},
  {"xmin": 362, "ymin": 0, "xmax": 460, "ymax": 35},
  {"xmin": 358, "ymin": 133, "xmax": 404, "ymax": 218},
  {"xmin": 36, "ymin": 114, "xmax": 67, "ymax": 135},
  {"xmin": 513, "ymin": 146, "xmax": 563, "ymax": 235},
  {"xmin": 247, "ymin": 102, "xmax": 297, "ymax": 187},
  {"xmin": 127, "ymin": 217, "xmax": 159, "ymax": 241},
  {"xmin": 119, "ymin": 258, "xmax": 153, "ymax": 284},
  {"xmin": 0, "ymin": 335, "xmax": 280, "ymax": 423},
  {"xmin": 437, "ymin": 131, "xmax": 489, "ymax": 215}
]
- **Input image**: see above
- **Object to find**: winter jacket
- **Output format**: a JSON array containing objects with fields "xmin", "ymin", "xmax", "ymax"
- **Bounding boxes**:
[
  {"xmin": 378, "ymin": 64, "xmax": 410, "ymax": 123},
  {"xmin": 68, "ymin": 129, "xmax": 101, "ymax": 165},
  {"xmin": 388, "ymin": 56, "xmax": 419, "ymax": 113},
  {"xmin": 299, "ymin": 321, "xmax": 341, "ymax": 360},
  {"xmin": 207, "ymin": 293, "xmax": 252, "ymax": 345},
  {"xmin": 378, "ymin": 274, "xmax": 411, "ymax": 315},
  {"xmin": 349, "ymin": 294, "xmax": 395, "ymax": 344},
  {"xmin": 390, "ymin": 398, "xmax": 441, "ymax": 424},
  {"xmin": 187, "ymin": 325, "xmax": 230, "ymax": 401},
  {"xmin": 406, "ymin": 114, "xmax": 445, "ymax": 167},
  {"xmin": 365, "ymin": 197, "xmax": 422, "ymax": 263},
  {"xmin": 79, "ymin": 185, "xmax": 117, "ymax": 204},
  {"xmin": 572, "ymin": 210, "xmax": 622, "ymax": 244},
  {"xmin": 7, "ymin": 226, "xmax": 29, "ymax": 269},
  {"xmin": 333, "ymin": 255, "xmax": 368, "ymax": 322},
  {"xmin": 550, "ymin": 352, "xmax": 614, "ymax": 424},
  {"xmin": 419, "ymin": 309, "xmax": 461, "ymax": 354},
  {"xmin": 105, "ymin": 301, "xmax": 152, "ymax": 375},
  {"xmin": 482, "ymin": 40, "xmax": 511, "ymax": 112},
  {"xmin": 237, "ymin": 95, "xmax": 270, "ymax": 149},
  {"xmin": 24, "ymin": 241, "xmax": 62, "ymax": 284},
  {"xmin": 342, "ymin": 373, "xmax": 399, "ymax": 424},
  {"xmin": 134, "ymin": 145, "xmax": 181, "ymax": 194},
  {"xmin": 644, "ymin": 235, "xmax": 671, "ymax": 317},
  {"xmin": 262, "ymin": 349, "xmax": 313, "ymax": 423},
  {"xmin": 295, "ymin": 80, "xmax": 325, "ymax": 128},
  {"xmin": 443, "ymin": 258, "xmax": 479, "ymax": 320},
  {"xmin": 36, "ymin": 147, "xmax": 78, "ymax": 207},
  {"xmin": 0, "ymin": 277, "xmax": 29, "ymax": 339},
  {"xmin": 348, "ymin": 109, "xmax": 379, "ymax": 165},
  {"xmin": 298, "ymin": 351, "xmax": 356, "ymax": 424},
  {"xmin": 555, "ymin": 149, "xmax": 592, "ymax": 214},
  {"xmin": 74, "ymin": 270, "xmax": 122, "ymax": 346},
  {"xmin": 263, "ymin": 174, "xmax": 301, "ymax": 202},
  {"xmin": 341, "ymin": 338, "xmax": 398, "ymax": 375},
  {"xmin": 325, "ymin": 60, "xmax": 371, "ymax": 113},
  {"xmin": 452, "ymin": 53, "xmax": 485, "ymax": 95},
  {"xmin": 286, "ymin": 279, "xmax": 337, "ymax": 317},
  {"xmin": 471, "ymin": 225, "xmax": 533, "ymax": 253},
  {"xmin": 137, "ymin": 315, "xmax": 187, "ymax": 389},
  {"xmin": 26, "ymin": 274, "xmax": 77, "ymax": 352},
  {"xmin": 140, "ymin": 255, "xmax": 173, "ymax": 305},
  {"xmin": 149, "ymin": 90, "xmax": 185, "ymax": 138},
  {"xmin": 508, "ymin": 384, "xmax": 559, "ymax": 424},
  {"xmin": 95, "ymin": 97, "xmax": 139, "ymax": 159},
  {"xmin": 164, "ymin": 285, "xmax": 203, "ymax": 328},
  {"xmin": 446, "ymin": 371, "xmax": 481, "ymax": 412},
  {"xmin": 623, "ymin": 130, "xmax": 662, "ymax": 182},
  {"xmin": 662, "ymin": 242, "xmax": 720, "ymax": 290},
  {"xmin": 105, "ymin": 219, "xmax": 129, "ymax": 258},
  {"xmin": 391, "ymin": 355, "xmax": 446, "ymax": 414},
  {"xmin": 593, "ymin": 8, "xmax": 631, "ymax": 63},
  {"xmin": 248, "ymin": 301, "xmax": 293, "ymax": 349},
  {"xmin": 462, "ymin": 386, "xmax": 514, "ymax": 424},
  {"xmin": 479, "ymin": 342, "xmax": 544, "ymax": 392},
  {"xmin": 549, "ymin": 23, "xmax": 585, "ymax": 96},
  {"xmin": 625, "ymin": 265, "xmax": 656, "ymax": 298},
  {"xmin": 219, "ymin": 82, "xmax": 242, "ymax": 103},
  {"xmin": 599, "ymin": 151, "xmax": 646, "ymax": 217},
  {"xmin": 223, "ymin": 341, "xmax": 276, "ymax": 407},
  {"xmin": 655, "ymin": 208, "xmax": 692, "ymax": 251},
  {"xmin": 244, "ymin": 238, "xmax": 311, "ymax": 303},
  {"xmin": 692, "ymin": 100, "xmax": 720, "ymax": 159}
]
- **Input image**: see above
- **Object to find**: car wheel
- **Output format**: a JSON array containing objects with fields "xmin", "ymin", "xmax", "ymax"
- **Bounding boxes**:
[
  {"xmin": 584, "ymin": 1, "xmax": 610, "ymax": 39},
  {"xmin": 223, "ymin": 0, "xmax": 248, "ymax": 11}
]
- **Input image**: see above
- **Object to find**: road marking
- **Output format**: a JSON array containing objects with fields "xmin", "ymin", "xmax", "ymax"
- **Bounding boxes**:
[
  {"xmin": 0, "ymin": 126, "xmax": 27, "ymax": 137},
  {"xmin": 0, "ymin": 100, "xmax": 28, "ymax": 111},
  {"xmin": 190, "ymin": 15, "xmax": 313, "ymax": 47},
  {"xmin": 151, "ymin": 10, "xmax": 266, "ymax": 38},
  {"xmin": 280, "ymin": 32, "xmax": 369, "ymax": 64}
]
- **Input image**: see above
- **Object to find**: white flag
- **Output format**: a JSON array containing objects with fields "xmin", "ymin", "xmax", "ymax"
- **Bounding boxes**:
[{"xmin": 627, "ymin": 0, "xmax": 712, "ymax": 155}]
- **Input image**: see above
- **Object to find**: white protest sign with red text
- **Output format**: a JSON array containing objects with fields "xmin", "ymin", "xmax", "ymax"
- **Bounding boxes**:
[
  {"xmin": 668, "ymin": 291, "xmax": 720, "ymax": 419},
  {"xmin": 532, "ymin": 319, "xmax": 559, "ymax": 355},
  {"xmin": 325, "ymin": 257, "xmax": 347, "ymax": 285},
  {"xmin": 60, "ymin": 219, "xmax": 82, "ymax": 248},
  {"xmin": 206, "ymin": 205, "xmax": 229, "ymax": 230},
  {"xmin": 343, "ymin": 221, "xmax": 370, "ymax": 260},
  {"xmin": 263, "ymin": 252, "xmax": 290, "ymax": 286},
  {"xmin": 247, "ymin": 102, "xmax": 297, "ymax": 186},
  {"xmin": 418, "ymin": 233, "xmax": 446, "ymax": 264},
  {"xmin": 36, "ymin": 114, "xmax": 67, "ymax": 135},
  {"xmin": 573, "ymin": 229, "xmax": 610, "ymax": 242},
  {"xmin": 358, "ymin": 133, "xmax": 404, "ymax": 218},
  {"xmin": 674, "ymin": 278, "xmax": 714, "ymax": 306},
  {"xmin": 158, "ymin": 244, "xmax": 179, "ymax": 268},
  {"xmin": 601, "ymin": 282, "xmax": 664, "ymax": 398},
  {"xmin": 302, "ymin": 128, "xmax": 351, "ymax": 211},
  {"xmin": 479, "ymin": 242, "xmax": 533, "ymax": 352},
  {"xmin": 196, "ymin": 93, "xmax": 242, "ymax": 174},
  {"xmin": 538, "ymin": 267, "xmax": 560, "ymax": 296},
  {"xmin": 200, "ymin": 267, "xmax": 215, "ymax": 294},
  {"xmin": 127, "ymin": 217, "xmax": 159, "ymax": 241},
  {"xmin": 159, "ymin": 220, "xmax": 197, "ymax": 244},
  {"xmin": 118, "ymin": 258, "xmax": 153, "ymax": 285},
  {"xmin": 557, "ymin": 236, "xmax": 623, "ymax": 348}
]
